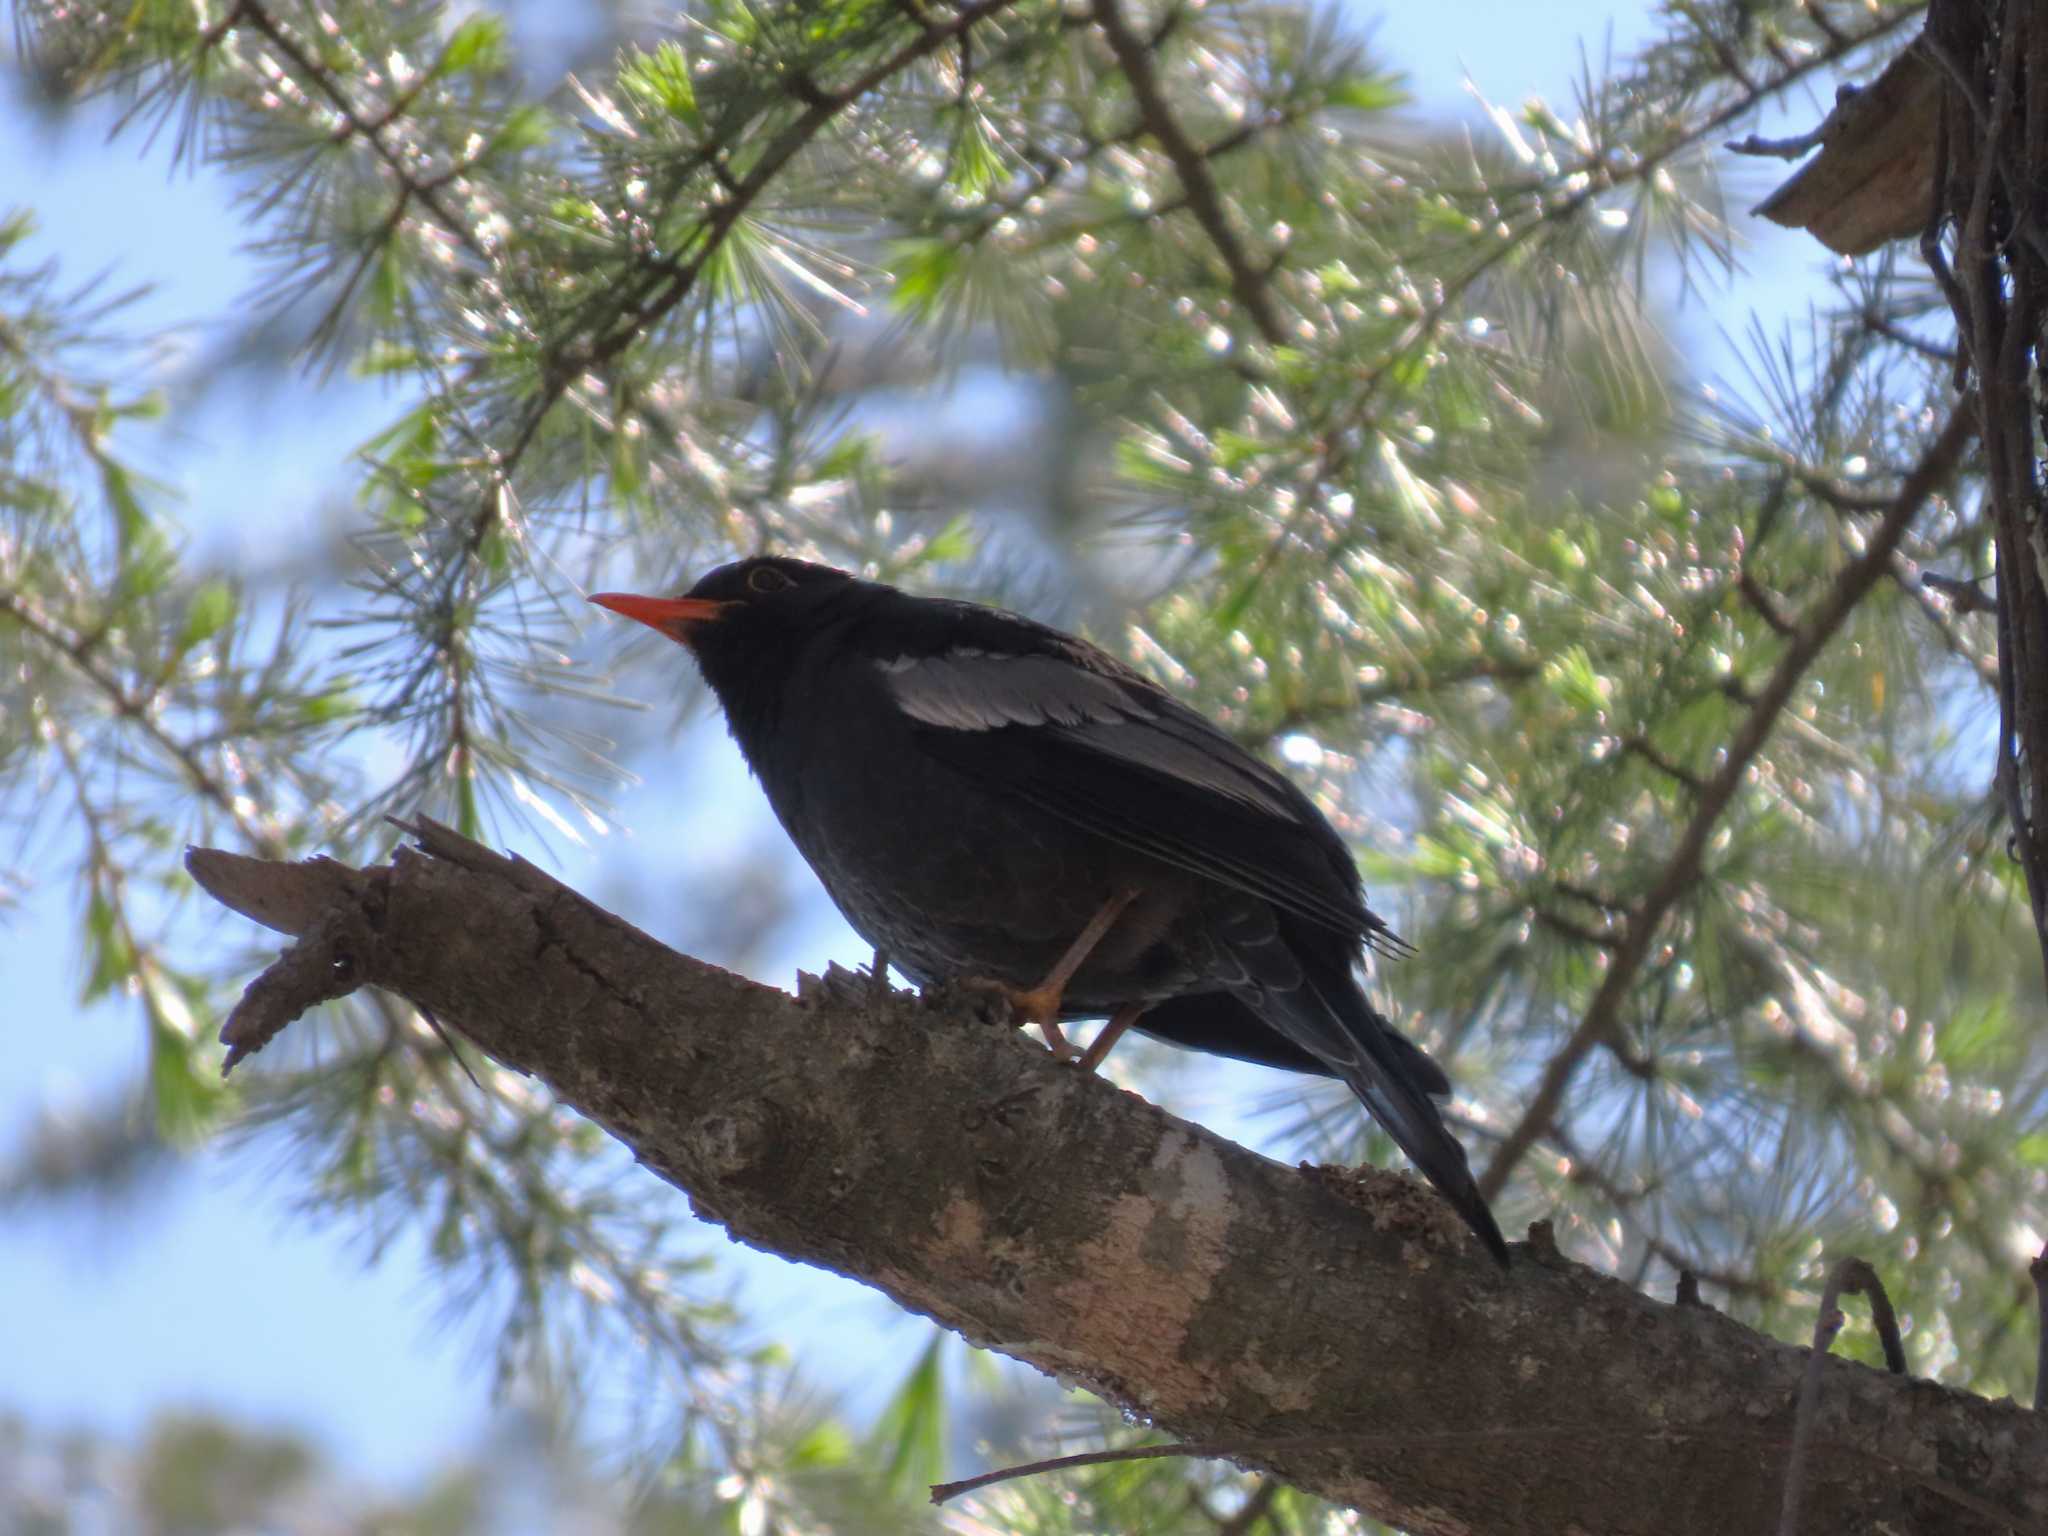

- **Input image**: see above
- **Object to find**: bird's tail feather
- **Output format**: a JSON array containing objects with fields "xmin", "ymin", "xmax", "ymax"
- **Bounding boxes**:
[{"xmin": 1245, "ymin": 962, "xmax": 1508, "ymax": 1267}]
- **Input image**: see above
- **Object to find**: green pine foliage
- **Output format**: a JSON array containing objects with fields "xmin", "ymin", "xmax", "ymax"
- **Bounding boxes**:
[{"xmin": 4, "ymin": 0, "xmax": 2026, "ymax": 1529}]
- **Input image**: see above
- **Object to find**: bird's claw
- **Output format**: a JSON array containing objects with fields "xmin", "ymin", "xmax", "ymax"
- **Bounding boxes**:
[{"xmin": 954, "ymin": 974, "xmax": 1079, "ymax": 1059}]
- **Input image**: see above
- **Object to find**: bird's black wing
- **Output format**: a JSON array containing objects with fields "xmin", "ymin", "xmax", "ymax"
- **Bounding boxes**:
[{"xmin": 857, "ymin": 598, "xmax": 1386, "ymax": 943}]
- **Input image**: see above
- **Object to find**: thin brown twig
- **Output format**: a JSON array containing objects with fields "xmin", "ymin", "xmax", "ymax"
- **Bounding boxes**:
[
  {"xmin": 1534, "ymin": 908, "xmax": 1619, "ymax": 950},
  {"xmin": 0, "ymin": 590, "xmax": 284, "ymax": 856},
  {"xmin": 1328, "ymin": 5, "xmax": 1923, "ymax": 454},
  {"xmin": 230, "ymin": 0, "xmax": 485, "ymax": 261},
  {"xmin": 1744, "ymin": 453, "xmax": 1895, "ymax": 516},
  {"xmin": 951, "ymin": 101, "xmax": 1306, "ymax": 260},
  {"xmin": 1776, "ymin": 1257, "xmax": 1906, "ymax": 1536},
  {"xmin": 50, "ymin": 724, "xmax": 167, "ymax": 1021},
  {"xmin": 932, "ymin": 1428, "xmax": 1645, "ymax": 1506},
  {"xmin": 1902, "ymin": 564, "xmax": 2000, "ymax": 686},
  {"xmin": 452, "ymin": 0, "xmax": 1022, "ymax": 571},
  {"xmin": 1777, "ymin": 1277, "xmax": 1847, "ymax": 1536},
  {"xmin": 1737, "ymin": 569, "xmax": 1798, "ymax": 637},
  {"xmin": 1861, "ymin": 307, "xmax": 1959, "ymax": 365},
  {"xmin": 1857, "ymin": 1263, "xmax": 1908, "ymax": 1377},
  {"xmin": 929, "ymin": 1420, "xmax": 2018, "ymax": 1530},
  {"xmin": 1921, "ymin": 569, "xmax": 1998, "ymax": 614},
  {"xmin": 1089, "ymin": 0, "xmax": 1286, "ymax": 346},
  {"xmin": 1551, "ymin": 879, "xmax": 1624, "ymax": 912},
  {"xmin": 1619, "ymin": 734, "xmax": 1706, "ymax": 792},
  {"xmin": 1479, "ymin": 404, "xmax": 1975, "ymax": 1200}
]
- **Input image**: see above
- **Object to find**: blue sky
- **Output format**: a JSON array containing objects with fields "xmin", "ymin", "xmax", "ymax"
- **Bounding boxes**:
[{"xmin": 0, "ymin": 0, "xmax": 1841, "ymax": 1492}]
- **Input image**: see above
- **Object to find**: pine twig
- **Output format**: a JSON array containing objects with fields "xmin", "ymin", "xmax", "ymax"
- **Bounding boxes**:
[
  {"xmin": 230, "ymin": 0, "xmax": 486, "ymax": 261},
  {"xmin": 1090, "ymin": 0, "xmax": 1287, "ymax": 346},
  {"xmin": 454, "ymin": 0, "xmax": 1024, "ymax": 576},
  {"xmin": 1480, "ymin": 404, "xmax": 1976, "ymax": 1201}
]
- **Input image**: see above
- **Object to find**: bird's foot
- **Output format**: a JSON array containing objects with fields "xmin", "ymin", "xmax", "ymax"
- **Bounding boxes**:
[
  {"xmin": 955, "ymin": 975, "xmax": 1082, "ymax": 1061},
  {"xmin": 1073, "ymin": 1002, "xmax": 1147, "ymax": 1074},
  {"xmin": 947, "ymin": 890, "xmax": 1143, "ymax": 1061}
]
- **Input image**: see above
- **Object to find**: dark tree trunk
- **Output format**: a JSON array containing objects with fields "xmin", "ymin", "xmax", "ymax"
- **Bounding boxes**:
[{"xmin": 1926, "ymin": 0, "xmax": 2048, "ymax": 986}]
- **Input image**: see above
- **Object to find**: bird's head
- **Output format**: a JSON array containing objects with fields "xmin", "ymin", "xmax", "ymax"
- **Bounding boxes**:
[
  {"xmin": 591, "ymin": 556, "xmax": 878, "ymax": 703},
  {"xmin": 591, "ymin": 555, "xmax": 865, "ymax": 639}
]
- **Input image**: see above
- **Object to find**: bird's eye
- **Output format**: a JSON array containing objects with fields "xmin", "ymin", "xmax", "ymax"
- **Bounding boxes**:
[{"xmin": 747, "ymin": 566, "xmax": 794, "ymax": 595}]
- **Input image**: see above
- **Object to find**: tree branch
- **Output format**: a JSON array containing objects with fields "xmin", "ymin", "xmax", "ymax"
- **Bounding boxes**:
[
  {"xmin": 1090, "ymin": 0, "xmax": 1287, "ymax": 346},
  {"xmin": 459, "ymin": 0, "xmax": 1025, "ymax": 576},
  {"xmin": 0, "ymin": 589, "xmax": 285, "ymax": 856},
  {"xmin": 1236, "ymin": 654, "xmax": 1542, "ymax": 750},
  {"xmin": 184, "ymin": 819, "xmax": 2046, "ymax": 1535},
  {"xmin": 228, "ymin": 0, "xmax": 486, "ymax": 262},
  {"xmin": 1329, "ymin": 4, "xmax": 1924, "ymax": 451},
  {"xmin": 1480, "ymin": 403, "xmax": 1976, "ymax": 1200}
]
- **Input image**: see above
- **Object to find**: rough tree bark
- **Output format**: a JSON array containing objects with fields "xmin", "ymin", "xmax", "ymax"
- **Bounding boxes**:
[{"xmin": 185, "ymin": 824, "xmax": 2048, "ymax": 1536}]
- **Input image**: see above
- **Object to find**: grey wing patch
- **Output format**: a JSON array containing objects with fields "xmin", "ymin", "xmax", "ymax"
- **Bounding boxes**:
[
  {"xmin": 879, "ymin": 651, "xmax": 1147, "ymax": 731},
  {"xmin": 884, "ymin": 651, "xmax": 1304, "ymax": 821}
]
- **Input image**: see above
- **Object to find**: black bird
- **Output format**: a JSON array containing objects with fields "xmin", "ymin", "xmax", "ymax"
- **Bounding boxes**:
[{"xmin": 593, "ymin": 556, "xmax": 1507, "ymax": 1265}]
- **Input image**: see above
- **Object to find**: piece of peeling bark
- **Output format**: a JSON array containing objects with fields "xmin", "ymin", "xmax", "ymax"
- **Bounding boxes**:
[
  {"xmin": 185, "ymin": 824, "xmax": 2048, "ymax": 1534},
  {"xmin": 1747, "ymin": 41, "xmax": 1939, "ymax": 256}
]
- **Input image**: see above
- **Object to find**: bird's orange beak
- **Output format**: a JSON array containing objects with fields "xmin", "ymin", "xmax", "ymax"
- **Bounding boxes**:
[{"xmin": 589, "ymin": 592, "xmax": 733, "ymax": 642}]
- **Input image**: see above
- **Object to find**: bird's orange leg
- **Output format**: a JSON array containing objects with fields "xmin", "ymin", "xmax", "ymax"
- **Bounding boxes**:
[
  {"xmin": 972, "ymin": 888, "xmax": 1138, "ymax": 1059},
  {"xmin": 1075, "ymin": 1001, "xmax": 1148, "ymax": 1074}
]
